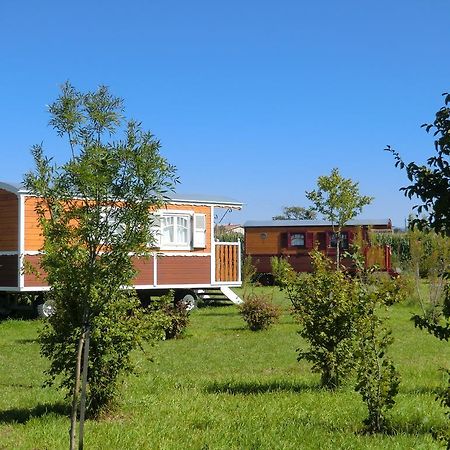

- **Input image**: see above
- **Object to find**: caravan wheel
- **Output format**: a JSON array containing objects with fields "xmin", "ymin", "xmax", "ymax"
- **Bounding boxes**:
[
  {"xmin": 36, "ymin": 300, "xmax": 55, "ymax": 318},
  {"xmin": 176, "ymin": 293, "xmax": 197, "ymax": 311}
]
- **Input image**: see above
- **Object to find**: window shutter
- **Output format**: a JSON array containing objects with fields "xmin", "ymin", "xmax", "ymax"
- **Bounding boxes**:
[
  {"xmin": 193, "ymin": 213, "xmax": 206, "ymax": 248},
  {"xmin": 305, "ymin": 232, "xmax": 314, "ymax": 249},
  {"xmin": 348, "ymin": 231, "xmax": 354, "ymax": 245},
  {"xmin": 149, "ymin": 214, "xmax": 161, "ymax": 248}
]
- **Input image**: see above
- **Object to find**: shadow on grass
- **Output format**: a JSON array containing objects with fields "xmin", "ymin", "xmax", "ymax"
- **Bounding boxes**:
[
  {"xmin": 198, "ymin": 302, "xmax": 234, "ymax": 309},
  {"xmin": 15, "ymin": 338, "xmax": 39, "ymax": 344},
  {"xmin": 401, "ymin": 386, "xmax": 442, "ymax": 395},
  {"xmin": 0, "ymin": 402, "xmax": 69, "ymax": 424},
  {"xmin": 206, "ymin": 379, "xmax": 319, "ymax": 395},
  {"xmin": 355, "ymin": 419, "xmax": 438, "ymax": 437}
]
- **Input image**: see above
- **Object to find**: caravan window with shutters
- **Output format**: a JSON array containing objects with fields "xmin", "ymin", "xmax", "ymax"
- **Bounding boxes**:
[{"xmin": 150, "ymin": 211, "xmax": 207, "ymax": 250}]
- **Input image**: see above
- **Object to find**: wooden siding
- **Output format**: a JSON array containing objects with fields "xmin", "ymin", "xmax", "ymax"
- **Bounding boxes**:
[
  {"xmin": 0, "ymin": 255, "xmax": 18, "ymax": 287},
  {"xmin": 24, "ymin": 197, "xmax": 45, "ymax": 251},
  {"xmin": 132, "ymin": 256, "xmax": 155, "ymax": 285},
  {"xmin": 245, "ymin": 224, "xmax": 391, "ymax": 273},
  {"xmin": 22, "ymin": 254, "xmax": 212, "ymax": 288},
  {"xmin": 157, "ymin": 256, "xmax": 211, "ymax": 285},
  {"xmin": 0, "ymin": 189, "xmax": 18, "ymax": 251},
  {"xmin": 23, "ymin": 254, "xmax": 47, "ymax": 287},
  {"xmin": 24, "ymin": 197, "xmax": 213, "ymax": 253}
]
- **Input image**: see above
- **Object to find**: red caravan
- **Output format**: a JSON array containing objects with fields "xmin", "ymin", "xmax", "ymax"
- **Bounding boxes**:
[{"xmin": 0, "ymin": 182, "xmax": 243, "ymax": 315}]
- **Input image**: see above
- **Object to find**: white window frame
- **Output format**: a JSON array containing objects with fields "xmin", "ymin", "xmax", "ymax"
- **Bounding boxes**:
[{"xmin": 155, "ymin": 210, "xmax": 193, "ymax": 251}]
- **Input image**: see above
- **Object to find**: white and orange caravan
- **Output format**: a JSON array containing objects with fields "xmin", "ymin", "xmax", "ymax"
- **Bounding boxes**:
[{"xmin": 0, "ymin": 182, "xmax": 243, "ymax": 316}]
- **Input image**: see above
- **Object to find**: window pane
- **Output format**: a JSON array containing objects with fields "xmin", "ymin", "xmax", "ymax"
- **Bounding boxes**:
[
  {"xmin": 176, "ymin": 216, "xmax": 189, "ymax": 244},
  {"xmin": 161, "ymin": 216, "xmax": 175, "ymax": 245},
  {"xmin": 290, "ymin": 233, "xmax": 305, "ymax": 247}
]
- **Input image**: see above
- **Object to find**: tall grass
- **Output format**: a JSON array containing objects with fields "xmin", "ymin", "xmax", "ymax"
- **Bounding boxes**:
[{"xmin": 0, "ymin": 287, "xmax": 448, "ymax": 449}]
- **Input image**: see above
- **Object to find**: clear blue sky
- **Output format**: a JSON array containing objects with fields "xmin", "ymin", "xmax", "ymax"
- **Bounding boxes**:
[{"xmin": 1, "ymin": 0, "xmax": 449, "ymax": 227}]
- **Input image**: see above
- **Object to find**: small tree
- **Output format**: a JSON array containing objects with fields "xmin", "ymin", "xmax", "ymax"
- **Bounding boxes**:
[
  {"xmin": 25, "ymin": 82, "xmax": 177, "ymax": 449},
  {"xmin": 286, "ymin": 250, "xmax": 365, "ymax": 389},
  {"xmin": 355, "ymin": 277, "xmax": 403, "ymax": 433},
  {"xmin": 306, "ymin": 168, "xmax": 373, "ymax": 269},
  {"xmin": 272, "ymin": 205, "xmax": 317, "ymax": 220}
]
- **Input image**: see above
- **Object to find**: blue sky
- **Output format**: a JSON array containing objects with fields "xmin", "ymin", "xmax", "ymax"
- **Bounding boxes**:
[{"xmin": 1, "ymin": 0, "xmax": 449, "ymax": 227}]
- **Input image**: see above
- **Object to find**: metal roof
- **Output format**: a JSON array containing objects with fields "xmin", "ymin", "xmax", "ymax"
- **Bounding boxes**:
[
  {"xmin": 244, "ymin": 219, "xmax": 391, "ymax": 228},
  {"xmin": 0, "ymin": 182, "xmax": 27, "ymax": 194},
  {"xmin": 0, "ymin": 181, "xmax": 242, "ymax": 208}
]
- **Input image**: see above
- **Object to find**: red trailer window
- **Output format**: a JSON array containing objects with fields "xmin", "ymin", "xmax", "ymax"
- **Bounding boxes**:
[{"xmin": 288, "ymin": 233, "xmax": 306, "ymax": 248}]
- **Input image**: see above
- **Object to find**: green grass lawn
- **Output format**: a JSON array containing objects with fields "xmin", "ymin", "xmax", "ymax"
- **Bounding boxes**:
[{"xmin": 0, "ymin": 287, "xmax": 449, "ymax": 449}]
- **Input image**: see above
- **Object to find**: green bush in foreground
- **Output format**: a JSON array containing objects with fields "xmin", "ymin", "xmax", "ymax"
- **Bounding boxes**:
[
  {"xmin": 285, "ymin": 251, "xmax": 365, "ymax": 389},
  {"xmin": 239, "ymin": 293, "xmax": 281, "ymax": 331}
]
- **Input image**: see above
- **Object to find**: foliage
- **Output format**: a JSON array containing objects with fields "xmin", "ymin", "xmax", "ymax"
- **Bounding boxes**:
[
  {"xmin": 40, "ymin": 291, "xmax": 165, "ymax": 412},
  {"xmin": 354, "ymin": 277, "xmax": 404, "ymax": 433},
  {"xmin": 272, "ymin": 205, "xmax": 317, "ymax": 220},
  {"xmin": 241, "ymin": 256, "xmax": 257, "ymax": 296},
  {"xmin": 369, "ymin": 231, "xmax": 411, "ymax": 270},
  {"xmin": 387, "ymin": 93, "xmax": 450, "ymax": 447},
  {"xmin": 270, "ymin": 256, "xmax": 297, "ymax": 288},
  {"xmin": 214, "ymin": 225, "xmax": 243, "ymax": 243},
  {"xmin": 285, "ymin": 250, "xmax": 366, "ymax": 389},
  {"xmin": 239, "ymin": 293, "xmax": 281, "ymax": 331},
  {"xmin": 355, "ymin": 320, "xmax": 400, "ymax": 433},
  {"xmin": 387, "ymin": 92, "xmax": 450, "ymax": 236},
  {"xmin": 147, "ymin": 292, "xmax": 190, "ymax": 340},
  {"xmin": 306, "ymin": 168, "xmax": 373, "ymax": 269},
  {"xmin": 24, "ymin": 82, "xmax": 177, "ymax": 435}
]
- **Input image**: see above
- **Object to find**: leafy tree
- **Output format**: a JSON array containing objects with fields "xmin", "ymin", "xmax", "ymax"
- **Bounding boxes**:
[
  {"xmin": 306, "ymin": 168, "xmax": 373, "ymax": 269},
  {"xmin": 387, "ymin": 92, "xmax": 450, "ymax": 445},
  {"xmin": 24, "ymin": 82, "xmax": 178, "ymax": 449},
  {"xmin": 387, "ymin": 92, "xmax": 450, "ymax": 236},
  {"xmin": 272, "ymin": 206, "xmax": 317, "ymax": 220}
]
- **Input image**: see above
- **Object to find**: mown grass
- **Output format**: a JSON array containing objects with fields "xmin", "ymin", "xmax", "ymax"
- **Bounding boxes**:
[{"xmin": 0, "ymin": 286, "xmax": 449, "ymax": 449}]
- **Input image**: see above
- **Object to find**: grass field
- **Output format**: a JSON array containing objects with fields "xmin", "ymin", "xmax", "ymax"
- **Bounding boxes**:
[{"xmin": 0, "ymin": 286, "xmax": 449, "ymax": 449}]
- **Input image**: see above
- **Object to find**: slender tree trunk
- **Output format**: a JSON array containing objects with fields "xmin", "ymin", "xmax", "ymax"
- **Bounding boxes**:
[
  {"xmin": 69, "ymin": 333, "xmax": 85, "ymax": 450},
  {"xmin": 78, "ymin": 323, "xmax": 91, "ymax": 450}
]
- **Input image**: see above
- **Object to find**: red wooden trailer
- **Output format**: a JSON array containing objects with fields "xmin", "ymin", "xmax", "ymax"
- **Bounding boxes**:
[
  {"xmin": 244, "ymin": 219, "xmax": 392, "ymax": 282},
  {"xmin": 0, "ymin": 182, "xmax": 243, "ymax": 316}
]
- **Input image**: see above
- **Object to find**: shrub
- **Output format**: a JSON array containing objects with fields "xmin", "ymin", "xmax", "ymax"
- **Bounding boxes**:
[
  {"xmin": 162, "ymin": 302, "xmax": 190, "ymax": 340},
  {"xmin": 145, "ymin": 292, "xmax": 190, "ymax": 340},
  {"xmin": 239, "ymin": 293, "xmax": 281, "ymax": 331},
  {"xmin": 285, "ymin": 250, "xmax": 365, "ymax": 389}
]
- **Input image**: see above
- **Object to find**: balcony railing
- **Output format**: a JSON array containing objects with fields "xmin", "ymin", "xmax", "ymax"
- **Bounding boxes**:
[{"xmin": 214, "ymin": 242, "xmax": 241, "ymax": 284}]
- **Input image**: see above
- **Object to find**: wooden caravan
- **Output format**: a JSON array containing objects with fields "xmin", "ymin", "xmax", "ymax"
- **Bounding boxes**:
[
  {"xmin": 0, "ymin": 182, "xmax": 243, "ymax": 315},
  {"xmin": 244, "ymin": 219, "xmax": 392, "ymax": 280}
]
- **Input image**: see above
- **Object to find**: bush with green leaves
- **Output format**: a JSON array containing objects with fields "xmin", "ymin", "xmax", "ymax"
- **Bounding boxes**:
[
  {"xmin": 285, "ymin": 250, "xmax": 366, "ymax": 389},
  {"xmin": 239, "ymin": 293, "xmax": 281, "ymax": 331},
  {"xmin": 146, "ymin": 292, "xmax": 190, "ymax": 340},
  {"xmin": 354, "ymin": 277, "xmax": 405, "ymax": 433}
]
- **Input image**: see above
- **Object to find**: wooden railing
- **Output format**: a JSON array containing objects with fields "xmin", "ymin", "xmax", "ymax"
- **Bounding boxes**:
[
  {"xmin": 214, "ymin": 242, "xmax": 241, "ymax": 283},
  {"xmin": 365, "ymin": 245, "xmax": 391, "ymax": 270}
]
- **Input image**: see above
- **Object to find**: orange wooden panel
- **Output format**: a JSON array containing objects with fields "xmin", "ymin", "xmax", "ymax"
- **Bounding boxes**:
[{"xmin": 24, "ymin": 197, "xmax": 213, "ymax": 253}]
